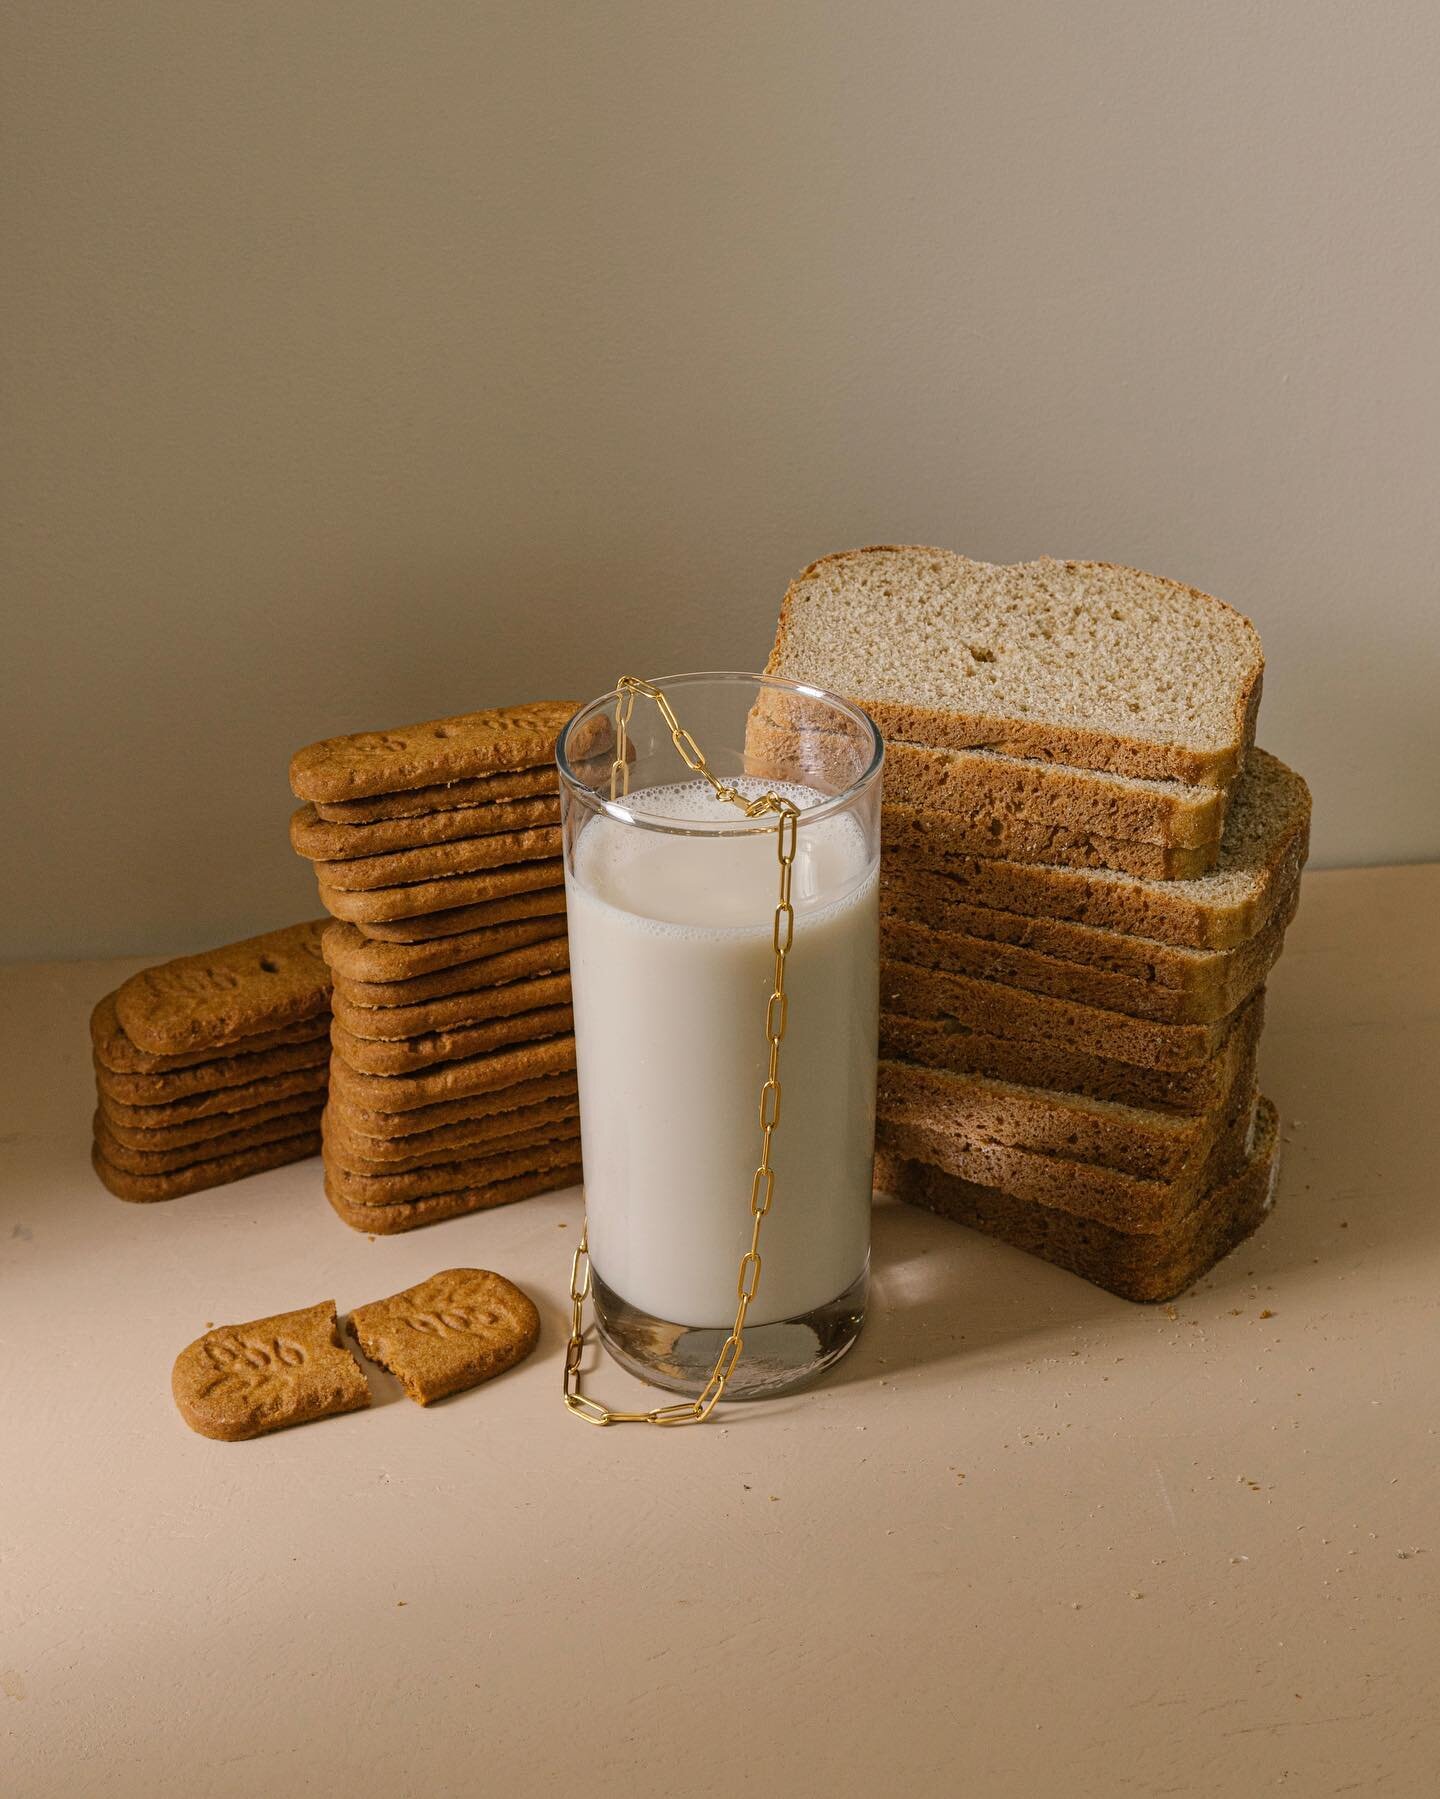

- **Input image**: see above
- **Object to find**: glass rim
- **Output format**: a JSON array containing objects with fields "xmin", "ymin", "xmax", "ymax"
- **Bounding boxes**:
[{"xmin": 556, "ymin": 670, "xmax": 884, "ymax": 837}]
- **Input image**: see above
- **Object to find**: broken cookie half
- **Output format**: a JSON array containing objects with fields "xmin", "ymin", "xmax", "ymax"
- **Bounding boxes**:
[
  {"xmin": 172, "ymin": 1300, "xmax": 371, "ymax": 1441},
  {"xmin": 347, "ymin": 1267, "xmax": 540, "ymax": 1405}
]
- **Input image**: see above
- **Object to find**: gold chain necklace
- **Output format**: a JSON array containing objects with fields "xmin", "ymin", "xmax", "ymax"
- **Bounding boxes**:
[{"xmin": 562, "ymin": 676, "xmax": 800, "ymax": 1426}]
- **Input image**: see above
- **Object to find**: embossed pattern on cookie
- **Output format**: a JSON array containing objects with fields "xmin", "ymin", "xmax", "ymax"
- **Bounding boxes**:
[
  {"xmin": 114, "ymin": 920, "xmax": 332, "ymax": 1054},
  {"xmin": 289, "ymin": 700, "xmax": 581, "ymax": 803},
  {"xmin": 172, "ymin": 1300, "xmax": 371, "ymax": 1440},
  {"xmin": 347, "ymin": 1269, "xmax": 540, "ymax": 1403}
]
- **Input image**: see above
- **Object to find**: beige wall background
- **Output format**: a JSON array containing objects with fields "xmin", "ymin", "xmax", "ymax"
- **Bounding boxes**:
[{"xmin": 4, "ymin": 1, "xmax": 1438, "ymax": 960}]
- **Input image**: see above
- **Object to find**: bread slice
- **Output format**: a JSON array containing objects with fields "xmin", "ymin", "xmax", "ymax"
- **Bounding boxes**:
[
  {"xmin": 877, "ymin": 1008, "xmax": 1258, "ymax": 1183},
  {"xmin": 880, "ymin": 891, "xmax": 1294, "ymax": 1024},
  {"xmin": 880, "ymin": 1006, "xmax": 1255, "ymax": 1115},
  {"xmin": 879, "ymin": 861, "xmax": 1300, "ymax": 982},
  {"xmin": 882, "ymin": 986, "xmax": 1263, "ymax": 1115},
  {"xmin": 883, "ymin": 801, "xmax": 1218, "ymax": 880},
  {"xmin": 875, "ymin": 1098, "xmax": 1279, "ymax": 1303},
  {"xmin": 882, "ymin": 741, "xmax": 1230, "ymax": 846},
  {"xmin": 877, "ymin": 1062, "xmax": 1257, "ymax": 1233},
  {"xmin": 881, "ymin": 749, "xmax": 1309, "ymax": 949},
  {"xmin": 882, "ymin": 959, "xmax": 1242, "ymax": 1071},
  {"xmin": 765, "ymin": 546, "xmax": 1263, "ymax": 784},
  {"xmin": 745, "ymin": 718, "xmax": 1230, "ymax": 846}
]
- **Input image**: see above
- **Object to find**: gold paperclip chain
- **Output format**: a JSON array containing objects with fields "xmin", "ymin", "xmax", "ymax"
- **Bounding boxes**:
[{"xmin": 563, "ymin": 675, "xmax": 800, "ymax": 1426}]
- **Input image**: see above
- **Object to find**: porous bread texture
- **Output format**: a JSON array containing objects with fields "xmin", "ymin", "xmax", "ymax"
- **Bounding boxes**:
[
  {"xmin": 876, "ymin": 1014, "xmax": 1257, "ymax": 1184},
  {"xmin": 878, "ymin": 862, "xmax": 1302, "ymax": 983},
  {"xmin": 883, "ymin": 741, "xmax": 1229, "ymax": 847},
  {"xmin": 766, "ymin": 546, "xmax": 1263, "ymax": 784},
  {"xmin": 882, "ymin": 802, "xmax": 1218, "ymax": 881},
  {"xmin": 880, "ymin": 898, "xmax": 1291, "ymax": 1024},
  {"xmin": 874, "ymin": 1098, "xmax": 1280, "ymax": 1304},
  {"xmin": 877, "ymin": 1081, "xmax": 1258, "ymax": 1233},
  {"xmin": 881, "ymin": 958, "xmax": 1241, "ymax": 1071},
  {"xmin": 883, "ymin": 749, "xmax": 1309, "ymax": 949},
  {"xmin": 745, "ymin": 714, "xmax": 1229, "ymax": 846},
  {"xmin": 879, "ymin": 1009, "xmax": 1251, "ymax": 1116}
]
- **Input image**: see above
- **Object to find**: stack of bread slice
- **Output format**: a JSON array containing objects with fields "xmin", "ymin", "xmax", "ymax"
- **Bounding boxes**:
[
  {"xmin": 91, "ymin": 922, "xmax": 332, "ymax": 1201},
  {"xmin": 288, "ymin": 702, "xmax": 582, "ymax": 1233},
  {"xmin": 765, "ymin": 545, "xmax": 1310, "ymax": 1300}
]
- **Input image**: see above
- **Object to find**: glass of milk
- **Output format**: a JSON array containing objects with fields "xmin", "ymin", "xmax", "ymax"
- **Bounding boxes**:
[{"xmin": 558, "ymin": 672, "xmax": 882, "ymax": 1399}]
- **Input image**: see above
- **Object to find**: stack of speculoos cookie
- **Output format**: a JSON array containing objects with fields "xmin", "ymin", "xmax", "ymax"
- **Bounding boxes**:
[
  {"xmin": 288, "ymin": 701, "xmax": 583, "ymax": 1234},
  {"xmin": 91, "ymin": 922, "xmax": 332, "ymax": 1201}
]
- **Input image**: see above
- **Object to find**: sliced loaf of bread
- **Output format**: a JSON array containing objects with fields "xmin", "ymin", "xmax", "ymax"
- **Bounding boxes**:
[{"xmin": 765, "ymin": 546, "xmax": 1264, "ymax": 784}]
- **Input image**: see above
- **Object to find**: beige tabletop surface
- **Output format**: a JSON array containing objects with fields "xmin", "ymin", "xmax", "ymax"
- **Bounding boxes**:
[{"xmin": 3, "ymin": 863, "xmax": 1437, "ymax": 1798}]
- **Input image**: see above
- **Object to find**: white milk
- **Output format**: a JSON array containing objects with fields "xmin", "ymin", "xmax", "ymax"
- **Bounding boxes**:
[{"xmin": 566, "ymin": 778, "xmax": 878, "ymax": 1327}]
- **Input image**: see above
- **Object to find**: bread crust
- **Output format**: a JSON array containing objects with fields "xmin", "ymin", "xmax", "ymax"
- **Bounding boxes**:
[{"xmin": 875, "ymin": 1098, "xmax": 1279, "ymax": 1302}]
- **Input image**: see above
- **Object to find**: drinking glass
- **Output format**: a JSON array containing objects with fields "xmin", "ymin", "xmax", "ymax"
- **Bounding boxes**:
[{"xmin": 557, "ymin": 672, "xmax": 883, "ymax": 1398}]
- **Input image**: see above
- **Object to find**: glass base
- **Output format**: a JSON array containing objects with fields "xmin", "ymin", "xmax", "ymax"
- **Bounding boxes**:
[{"xmin": 591, "ymin": 1260, "xmax": 868, "ymax": 1400}]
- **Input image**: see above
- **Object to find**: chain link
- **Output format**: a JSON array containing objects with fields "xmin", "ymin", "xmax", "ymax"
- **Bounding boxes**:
[{"xmin": 565, "ymin": 675, "xmax": 800, "ymax": 1427}]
